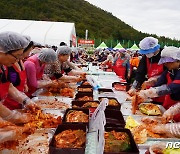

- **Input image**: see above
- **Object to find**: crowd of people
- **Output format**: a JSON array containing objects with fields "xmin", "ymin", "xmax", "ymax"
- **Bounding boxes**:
[{"xmin": 0, "ymin": 31, "xmax": 179, "ymax": 144}]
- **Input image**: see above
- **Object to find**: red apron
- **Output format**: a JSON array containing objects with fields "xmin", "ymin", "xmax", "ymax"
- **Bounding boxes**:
[
  {"xmin": 146, "ymin": 58, "xmax": 164, "ymax": 78},
  {"xmin": 0, "ymin": 66, "xmax": 10, "ymax": 102},
  {"xmin": 146, "ymin": 58, "xmax": 165, "ymax": 103},
  {"xmin": 163, "ymin": 72, "xmax": 180, "ymax": 122},
  {"xmin": 3, "ymin": 62, "xmax": 26, "ymax": 110},
  {"xmin": 26, "ymin": 58, "xmax": 45, "ymax": 97},
  {"xmin": 113, "ymin": 58, "xmax": 126, "ymax": 79}
]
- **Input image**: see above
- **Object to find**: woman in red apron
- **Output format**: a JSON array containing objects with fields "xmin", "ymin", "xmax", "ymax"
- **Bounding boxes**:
[
  {"xmin": 128, "ymin": 37, "xmax": 164, "ymax": 96},
  {"xmin": 2, "ymin": 41, "xmax": 34, "ymax": 110},
  {"xmin": 24, "ymin": 48, "xmax": 57, "ymax": 97},
  {"xmin": 137, "ymin": 46, "xmax": 180, "ymax": 121},
  {"xmin": 101, "ymin": 54, "xmax": 113, "ymax": 71},
  {"xmin": 0, "ymin": 31, "xmax": 34, "ymax": 122},
  {"xmin": 113, "ymin": 49, "xmax": 130, "ymax": 80},
  {"xmin": 3, "ymin": 62, "xmax": 26, "ymax": 109}
]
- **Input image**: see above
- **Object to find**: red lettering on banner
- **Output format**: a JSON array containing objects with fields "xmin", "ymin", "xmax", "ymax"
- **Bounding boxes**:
[{"xmin": 78, "ymin": 39, "xmax": 94, "ymax": 44}]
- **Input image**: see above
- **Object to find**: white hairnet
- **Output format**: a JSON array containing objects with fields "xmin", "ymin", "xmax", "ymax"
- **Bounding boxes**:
[
  {"xmin": 161, "ymin": 46, "xmax": 180, "ymax": 61},
  {"xmin": 23, "ymin": 35, "xmax": 31, "ymax": 42},
  {"xmin": 38, "ymin": 48, "xmax": 57, "ymax": 63},
  {"xmin": 139, "ymin": 37, "xmax": 158, "ymax": 50},
  {"xmin": 139, "ymin": 37, "xmax": 160, "ymax": 54},
  {"xmin": 0, "ymin": 31, "xmax": 30, "ymax": 53},
  {"xmin": 56, "ymin": 46, "xmax": 72, "ymax": 55},
  {"xmin": 71, "ymin": 47, "xmax": 78, "ymax": 54},
  {"xmin": 107, "ymin": 54, "xmax": 113, "ymax": 61}
]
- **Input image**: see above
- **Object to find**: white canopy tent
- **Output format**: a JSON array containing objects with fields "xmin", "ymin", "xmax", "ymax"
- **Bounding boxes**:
[{"xmin": 0, "ymin": 19, "xmax": 77, "ymax": 46}]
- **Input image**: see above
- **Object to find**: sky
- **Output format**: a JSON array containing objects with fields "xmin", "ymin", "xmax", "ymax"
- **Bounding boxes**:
[{"xmin": 85, "ymin": 0, "xmax": 180, "ymax": 40}]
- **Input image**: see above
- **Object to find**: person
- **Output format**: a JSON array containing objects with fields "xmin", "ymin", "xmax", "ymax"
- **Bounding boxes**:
[
  {"xmin": 113, "ymin": 48, "xmax": 130, "ymax": 81},
  {"xmin": 128, "ymin": 37, "xmax": 165, "ymax": 104},
  {"xmin": 24, "ymin": 48, "xmax": 57, "ymax": 97},
  {"xmin": 137, "ymin": 46, "xmax": 180, "ymax": 121},
  {"xmin": 0, "ymin": 31, "xmax": 38, "ymax": 143},
  {"xmin": 3, "ymin": 41, "xmax": 34, "ymax": 110},
  {"xmin": 129, "ymin": 51, "xmax": 140, "ymax": 83},
  {"xmin": 130, "ymin": 51, "xmax": 140, "ymax": 69},
  {"xmin": 151, "ymin": 102, "xmax": 180, "ymax": 137},
  {"xmin": 45, "ymin": 46, "xmax": 85, "ymax": 82},
  {"xmin": 70, "ymin": 47, "xmax": 79, "ymax": 63},
  {"xmin": 59, "ymin": 41, "xmax": 67, "ymax": 46},
  {"xmin": 101, "ymin": 53, "xmax": 114, "ymax": 71}
]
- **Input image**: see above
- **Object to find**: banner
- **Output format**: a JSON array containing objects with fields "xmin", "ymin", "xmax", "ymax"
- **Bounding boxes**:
[{"xmin": 78, "ymin": 39, "xmax": 94, "ymax": 45}]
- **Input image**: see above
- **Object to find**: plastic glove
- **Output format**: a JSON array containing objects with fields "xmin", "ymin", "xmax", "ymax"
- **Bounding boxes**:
[
  {"xmin": 162, "ymin": 103, "xmax": 180, "ymax": 123},
  {"xmin": 127, "ymin": 87, "xmax": 136, "ymax": 96},
  {"xmin": 0, "ymin": 129, "xmax": 17, "ymax": 143},
  {"xmin": 8, "ymin": 83, "xmax": 30, "ymax": 105},
  {"xmin": 37, "ymin": 80, "xmax": 53, "ymax": 88},
  {"xmin": 3, "ymin": 110, "xmax": 32, "ymax": 124},
  {"xmin": 138, "ymin": 88, "xmax": 158, "ymax": 100},
  {"xmin": 0, "ymin": 125, "xmax": 33, "ymax": 143},
  {"xmin": 42, "ymin": 74, "xmax": 51, "ymax": 81},
  {"xmin": 24, "ymin": 84, "xmax": 28, "ymax": 93},
  {"xmin": 152, "ymin": 123, "xmax": 180, "ymax": 138},
  {"xmin": 141, "ymin": 76, "xmax": 159, "ymax": 89},
  {"xmin": 151, "ymin": 124, "xmax": 167, "ymax": 134},
  {"xmin": 24, "ymin": 99, "xmax": 40, "ymax": 112}
]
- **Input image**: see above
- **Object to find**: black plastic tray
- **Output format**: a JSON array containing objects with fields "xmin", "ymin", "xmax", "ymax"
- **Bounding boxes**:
[
  {"xmin": 104, "ymin": 128, "xmax": 139, "ymax": 154},
  {"xmin": 75, "ymin": 92, "xmax": 93, "ymax": 101},
  {"xmin": 72, "ymin": 100, "xmax": 100, "ymax": 116},
  {"xmin": 98, "ymin": 97, "xmax": 121, "ymax": 110},
  {"xmin": 98, "ymin": 88, "xmax": 114, "ymax": 94},
  {"xmin": 80, "ymin": 81, "xmax": 92, "ymax": 87},
  {"xmin": 62, "ymin": 108, "xmax": 89, "ymax": 125},
  {"xmin": 112, "ymin": 82, "xmax": 130, "ymax": 91},
  {"xmin": 105, "ymin": 109, "xmax": 125, "ymax": 128},
  {"xmin": 49, "ymin": 124, "xmax": 87, "ymax": 154},
  {"xmin": 72, "ymin": 100, "xmax": 100, "ymax": 108},
  {"xmin": 77, "ymin": 86, "xmax": 93, "ymax": 93}
]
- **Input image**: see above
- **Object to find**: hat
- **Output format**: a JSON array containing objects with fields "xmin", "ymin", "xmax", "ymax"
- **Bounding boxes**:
[
  {"xmin": 0, "ymin": 31, "xmax": 30, "ymax": 53},
  {"xmin": 139, "ymin": 37, "xmax": 160, "ymax": 54},
  {"xmin": 56, "ymin": 46, "xmax": 72, "ymax": 55},
  {"xmin": 38, "ymin": 48, "xmax": 57, "ymax": 63},
  {"xmin": 158, "ymin": 57, "xmax": 177, "ymax": 65},
  {"xmin": 118, "ymin": 48, "xmax": 126, "ymax": 53},
  {"xmin": 158, "ymin": 46, "xmax": 180, "ymax": 64}
]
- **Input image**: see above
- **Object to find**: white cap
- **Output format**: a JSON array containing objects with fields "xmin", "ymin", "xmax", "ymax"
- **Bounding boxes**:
[{"xmin": 161, "ymin": 46, "xmax": 180, "ymax": 60}]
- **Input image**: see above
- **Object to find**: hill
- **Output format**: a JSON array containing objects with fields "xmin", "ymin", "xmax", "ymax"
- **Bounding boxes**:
[{"xmin": 0, "ymin": 0, "xmax": 179, "ymax": 47}]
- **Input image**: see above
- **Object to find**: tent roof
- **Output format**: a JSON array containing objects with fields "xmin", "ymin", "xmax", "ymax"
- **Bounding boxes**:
[
  {"xmin": 113, "ymin": 43, "xmax": 124, "ymax": 50},
  {"xmin": 96, "ymin": 41, "xmax": 108, "ymax": 49},
  {"xmin": 0, "ymin": 19, "xmax": 76, "ymax": 46},
  {"xmin": 130, "ymin": 43, "xmax": 140, "ymax": 50}
]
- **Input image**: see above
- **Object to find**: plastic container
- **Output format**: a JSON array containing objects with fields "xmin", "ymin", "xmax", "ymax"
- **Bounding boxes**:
[
  {"xmin": 99, "ymin": 97, "xmax": 121, "ymax": 110},
  {"xmin": 49, "ymin": 124, "xmax": 87, "ymax": 154},
  {"xmin": 104, "ymin": 128, "xmax": 139, "ymax": 154},
  {"xmin": 80, "ymin": 80, "xmax": 92, "ymax": 88},
  {"xmin": 105, "ymin": 109, "xmax": 125, "ymax": 128},
  {"xmin": 98, "ymin": 88, "xmax": 114, "ymax": 94},
  {"xmin": 62, "ymin": 108, "xmax": 89, "ymax": 125},
  {"xmin": 112, "ymin": 82, "xmax": 130, "ymax": 91},
  {"xmin": 72, "ymin": 100, "xmax": 100, "ymax": 116},
  {"xmin": 75, "ymin": 92, "xmax": 93, "ymax": 101},
  {"xmin": 77, "ymin": 86, "xmax": 93, "ymax": 93}
]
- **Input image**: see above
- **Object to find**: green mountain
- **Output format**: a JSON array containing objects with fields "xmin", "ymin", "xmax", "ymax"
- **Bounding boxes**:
[{"xmin": 0, "ymin": 0, "xmax": 179, "ymax": 47}]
